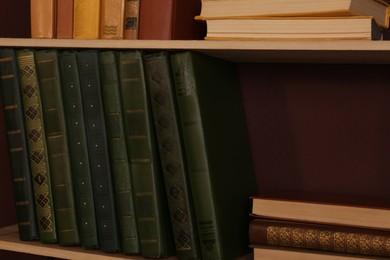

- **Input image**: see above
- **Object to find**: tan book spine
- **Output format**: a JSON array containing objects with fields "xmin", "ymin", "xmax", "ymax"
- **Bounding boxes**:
[
  {"xmin": 30, "ymin": 0, "xmax": 56, "ymax": 38},
  {"xmin": 100, "ymin": 0, "xmax": 125, "ymax": 39},
  {"xmin": 73, "ymin": 0, "xmax": 101, "ymax": 39},
  {"xmin": 124, "ymin": 0, "xmax": 140, "ymax": 39}
]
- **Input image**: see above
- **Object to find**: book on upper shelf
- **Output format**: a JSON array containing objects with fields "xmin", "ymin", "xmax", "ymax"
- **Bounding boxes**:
[
  {"xmin": 204, "ymin": 16, "xmax": 382, "ymax": 40},
  {"xmin": 197, "ymin": 0, "xmax": 390, "ymax": 29},
  {"xmin": 124, "ymin": 0, "xmax": 140, "ymax": 39},
  {"xmin": 0, "ymin": 48, "xmax": 39, "ymax": 241},
  {"xmin": 143, "ymin": 51, "xmax": 201, "ymax": 260},
  {"xmin": 57, "ymin": 0, "xmax": 74, "ymax": 39},
  {"xmin": 170, "ymin": 51, "xmax": 257, "ymax": 259},
  {"xmin": 249, "ymin": 218, "xmax": 390, "ymax": 258},
  {"xmin": 73, "ymin": 0, "xmax": 101, "ymax": 39},
  {"xmin": 30, "ymin": 0, "xmax": 56, "ymax": 38},
  {"xmin": 100, "ymin": 0, "xmax": 125, "ymax": 39},
  {"xmin": 138, "ymin": 0, "xmax": 205, "ymax": 39},
  {"xmin": 0, "ymin": 0, "xmax": 30, "ymax": 38}
]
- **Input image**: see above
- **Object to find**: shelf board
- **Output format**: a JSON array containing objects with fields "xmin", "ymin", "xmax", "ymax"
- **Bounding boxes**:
[
  {"xmin": 0, "ymin": 225, "xmax": 177, "ymax": 260},
  {"xmin": 1, "ymin": 38, "xmax": 390, "ymax": 63}
]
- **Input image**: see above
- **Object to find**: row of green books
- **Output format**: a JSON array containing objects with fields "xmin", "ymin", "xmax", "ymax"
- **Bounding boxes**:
[{"xmin": 0, "ymin": 48, "xmax": 256, "ymax": 259}]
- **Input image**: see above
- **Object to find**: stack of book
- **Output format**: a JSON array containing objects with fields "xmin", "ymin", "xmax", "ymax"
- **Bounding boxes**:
[
  {"xmin": 0, "ymin": 47, "xmax": 256, "ymax": 259},
  {"xmin": 196, "ymin": 0, "xmax": 390, "ymax": 40},
  {"xmin": 250, "ymin": 194, "xmax": 390, "ymax": 259}
]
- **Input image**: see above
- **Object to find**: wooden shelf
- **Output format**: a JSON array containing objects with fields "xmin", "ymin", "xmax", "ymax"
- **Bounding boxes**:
[
  {"xmin": 0, "ymin": 225, "xmax": 177, "ymax": 260},
  {"xmin": 1, "ymin": 38, "xmax": 390, "ymax": 63}
]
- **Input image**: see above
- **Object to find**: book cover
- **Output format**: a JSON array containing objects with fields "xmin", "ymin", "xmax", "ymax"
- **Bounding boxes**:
[
  {"xmin": 59, "ymin": 50, "xmax": 99, "ymax": 250},
  {"xmin": 100, "ymin": 0, "xmax": 125, "ymax": 39},
  {"xmin": 76, "ymin": 50, "xmax": 121, "ymax": 253},
  {"xmin": 35, "ymin": 49, "xmax": 80, "ymax": 246},
  {"xmin": 144, "ymin": 51, "xmax": 201, "ymax": 260},
  {"xmin": 170, "ymin": 51, "xmax": 256, "ymax": 259},
  {"xmin": 99, "ymin": 50, "xmax": 139, "ymax": 254},
  {"xmin": 138, "ymin": 0, "xmax": 205, "ymax": 40},
  {"xmin": 0, "ymin": 0, "xmax": 30, "ymax": 38},
  {"xmin": 124, "ymin": 0, "xmax": 140, "ymax": 39},
  {"xmin": 16, "ymin": 49, "xmax": 57, "ymax": 243},
  {"xmin": 0, "ymin": 48, "xmax": 39, "ymax": 241},
  {"xmin": 117, "ymin": 50, "xmax": 175, "ymax": 258},
  {"xmin": 73, "ymin": 0, "xmax": 101, "ymax": 39},
  {"xmin": 57, "ymin": 0, "xmax": 74, "ymax": 39},
  {"xmin": 30, "ymin": 0, "xmax": 56, "ymax": 38}
]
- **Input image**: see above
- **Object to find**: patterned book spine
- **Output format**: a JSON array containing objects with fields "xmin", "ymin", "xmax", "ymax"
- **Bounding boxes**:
[
  {"xmin": 76, "ymin": 50, "xmax": 121, "ymax": 253},
  {"xmin": 124, "ymin": 0, "xmax": 139, "ymax": 39},
  {"xmin": 100, "ymin": 0, "xmax": 125, "ymax": 39},
  {"xmin": 0, "ymin": 48, "xmax": 39, "ymax": 241},
  {"xmin": 35, "ymin": 50, "xmax": 80, "ymax": 246},
  {"xmin": 144, "ymin": 51, "xmax": 201, "ymax": 260},
  {"xmin": 16, "ymin": 49, "xmax": 57, "ymax": 243},
  {"xmin": 99, "ymin": 50, "xmax": 139, "ymax": 254},
  {"xmin": 59, "ymin": 51, "xmax": 98, "ymax": 249},
  {"xmin": 118, "ymin": 50, "xmax": 175, "ymax": 258},
  {"xmin": 73, "ymin": 0, "xmax": 101, "ymax": 39}
]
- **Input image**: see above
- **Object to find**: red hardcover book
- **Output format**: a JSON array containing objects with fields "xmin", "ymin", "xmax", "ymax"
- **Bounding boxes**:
[
  {"xmin": 57, "ymin": 0, "xmax": 74, "ymax": 39},
  {"xmin": 138, "ymin": 0, "xmax": 205, "ymax": 39}
]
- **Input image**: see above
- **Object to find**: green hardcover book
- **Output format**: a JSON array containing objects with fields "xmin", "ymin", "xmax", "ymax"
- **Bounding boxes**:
[
  {"xmin": 0, "ymin": 48, "xmax": 39, "ymax": 241},
  {"xmin": 144, "ymin": 51, "xmax": 201, "ymax": 260},
  {"xmin": 59, "ymin": 50, "xmax": 99, "ymax": 249},
  {"xmin": 99, "ymin": 50, "xmax": 139, "ymax": 254},
  {"xmin": 35, "ymin": 49, "xmax": 80, "ymax": 246},
  {"xmin": 117, "ymin": 50, "xmax": 175, "ymax": 258},
  {"xmin": 16, "ymin": 49, "xmax": 57, "ymax": 243},
  {"xmin": 170, "ymin": 51, "xmax": 256, "ymax": 260}
]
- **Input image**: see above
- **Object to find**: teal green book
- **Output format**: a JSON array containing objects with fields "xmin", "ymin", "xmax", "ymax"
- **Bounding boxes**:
[
  {"xmin": 99, "ymin": 50, "xmax": 139, "ymax": 254},
  {"xmin": 170, "ymin": 51, "xmax": 256, "ymax": 260},
  {"xmin": 35, "ymin": 49, "xmax": 80, "ymax": 246},
  {"xmin": 117, "ymin": 50, "xmax": 175, "ymax": 258}
]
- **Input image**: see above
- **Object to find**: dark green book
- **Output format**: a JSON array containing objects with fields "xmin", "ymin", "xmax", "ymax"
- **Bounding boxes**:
[
  {"xmin": 0, "ymin": 48, "xmax": 39, "ymax": 241},
  {"xmin": 35, "ymin": 49, "xmax": 80, "ymax": 246},
  {"xmin": 117, "ymin": 50, "xmax": 175, "ymax": 258},
  {"xmin": 144, "ymin": 51, "xmax": 201, "ymax": 260},
  {"xmin": 76, "ymin": 50, "xmax": 121, "ymax": 253},
  {"xmin": 16, "ymin": 49, "xmax": 57, "ymax": 244},
  {"xmin": 99, "ymin": 50, "xmax": 139, "ymax": 254},
  {"xmin": 59, "ymin": 50, "xmax": 98, "ymax": 249},
  {"xmin": 170, "ymin": 51, "xmax": 256, "ymax": 259}
]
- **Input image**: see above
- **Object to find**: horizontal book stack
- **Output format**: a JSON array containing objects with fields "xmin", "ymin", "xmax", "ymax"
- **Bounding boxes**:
[
  {"xmin": 196, "ymin": 0, "xmax": 390, "ymax": 40},
  {"xmin": 0, "ymin": 47, "xmax": 256, "ymax": 259}
]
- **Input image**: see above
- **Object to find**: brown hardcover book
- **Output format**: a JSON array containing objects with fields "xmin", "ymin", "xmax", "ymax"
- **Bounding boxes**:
[
  {"xmin": 124, "ymin": 0, "xmax": 140, "ymax": 39},
  {"xmin": 57, "ymin": 0, "xmax": 74, "ymax": 39},
  {"xmin": 30, "ymin": 0, "xmax": 56, "ymax": 38},
  {"xmin": 250, "ymin": 218, "xmax": 390, "ymax": 257},
  {"xmin": 138, "ymin": 0, "xmax": 205, "ymax": 39},
  {"xmin": 100, "ymin": 0, "xmax": 125, "ymax": 39},
  {"xmin": 0, "ymin": 0, "xmax": 30, "ymax": 37}
]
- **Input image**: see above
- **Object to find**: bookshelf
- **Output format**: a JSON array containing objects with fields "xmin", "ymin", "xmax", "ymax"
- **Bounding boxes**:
[{"xmin": 1, "ymin": 38, "xmax": 390, "ymax": 259}]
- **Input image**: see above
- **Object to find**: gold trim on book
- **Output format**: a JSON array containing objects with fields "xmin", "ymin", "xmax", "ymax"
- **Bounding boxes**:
[
  {"xmin": 13, "ymin": 177, "xmax": 27, "ymax": 182},
  {"xmin": 0, "ymin": 57, "xmax": 12, "ymax": 62},
  {"xmin": 10, "ymin": 147, "xmax": 23, "ymax": 153},
  {"xmin": 7, "ymin": 129, "xmax": 21, "ymax": 135},
  {"xmin": 1, "ymin": 74, "xmax": 15, "ymax": 79},
  {"xmin": 4, "ymin": 104, "xmax": 17, "ymax": 110},
  {"xmin": 15, "ymin": 201, "xmax": 29, "ymax": 206}
]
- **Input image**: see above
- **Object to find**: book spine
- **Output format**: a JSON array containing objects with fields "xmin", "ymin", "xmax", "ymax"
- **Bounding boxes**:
[
  {"xmin": 118, "ymin": 50, "xmax": 175, "ymax": 258},
  {"xmin": 249, "ymin": 218, "xmax": 390, "ymax": 257},
  {"xmin": 59, "ymin": 51, "xmax": 98, "ymax": 249},
  {"xmin": 100, "ymin": 0, "xmax": 125, "ymax": 39},
  {"xmin": 76, "ymin": 50, "xmax": 121, "ymax": 253},
  {"xmin": 0, "ymin": 48, "xmax": 39, "ymax": 241},
  {"xmin": 99, "ymin": 50, "xmax": 139, "ymax": 254},
  {"xmin": 123, "ymin": 0, "xmax": 140, "ymax": 39},
  {"xmin": 35, "ymin": 49, "xmax": 80, "ymax": 246},
  {"xmin": 16, "ymin": 49, "xmax": 57, "ymax": 243},
  {"xmin": 57, "ymin": 0, "xmax": 74, "ymax": 39},
  {"xmin": 30, "ymin": 0, "xmax": 56, "ymax": 38},
  {"xmin": 73, "ymin": 0, "xmax": 101, "ymax": 39},
  {"xmin": 144, "ymin": 51, "xmax": 201, "ymax": 260}
]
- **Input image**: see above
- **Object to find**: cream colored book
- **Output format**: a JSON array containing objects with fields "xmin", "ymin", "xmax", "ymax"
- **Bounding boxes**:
[{"xmin": 197, "ymin": 0, "xmax": 390, "ymax": 28}]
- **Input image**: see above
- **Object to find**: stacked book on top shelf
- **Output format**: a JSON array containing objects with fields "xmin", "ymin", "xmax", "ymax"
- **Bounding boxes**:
[
  {"xmin": 196, "ymin": 0, "xmax": 390, "ymax": 40},
  {"xmin": 0, "ymin": 47, "xmax": 256, "ymax": 259}
]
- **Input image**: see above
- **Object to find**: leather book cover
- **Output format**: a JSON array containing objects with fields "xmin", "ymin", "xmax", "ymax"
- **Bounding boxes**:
[
  {"xmin": 35, "ymin": 50, "xmax": 80, "ymax": 246},
  {"xmin": 138, "ymin": 0, "xmax": 205, "ymax": 40},
  {"xmin": 249, "ymin": 218, "xmax": 390, "ymax": 257},
  {"xmin": 0, "ymin": 0, "xmax": 30, "ymax": 37},
  {"xmin": 59, "ymin": 51, "xmax": 98, "ymax": 250},
  {"xmin": 144, "ymin": 51, "xmax": 201, "ymax": 260},
  {"xmin": 73, "ymin": 0, "xmax": 101, "ymax": 39},
  {"xmin": 0, "ymin": 48, "xmax": 39, "ymax": 241},
  {"xmin": 117, "ymin": 50, "xmax": 175, "ymax": 258},
  {"xmin": 57, "ymin": 0, "xmax": 74, "ymax": 39},
  {"xmin": 76, "ymin": 50, "xmax": 121, "ymax": 253},
  {"xmin": 99, "ymin": 51, "xmax": 139, "ymax": 254},
  {"xmin": 100, "ymin": 0, "xmax": 125, "ymax": 39},
  {"xmin": 170, "ymin": 51, "xmax": 256, "ymax": 259},
  {"xmin": 30, "ymin": 0, "xmax": 56, "ymax": 38},
  {"xmin": 124, "ymin": 0, "xmax": 140, "ymax": 39},
  {"xmin": 16, "ymin": 49, "xmax": 57, "ymax": 243}
]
